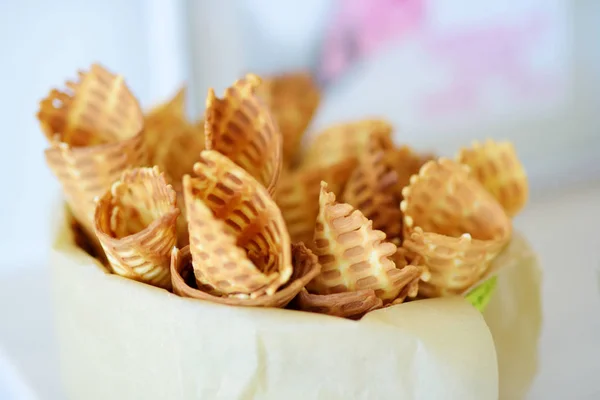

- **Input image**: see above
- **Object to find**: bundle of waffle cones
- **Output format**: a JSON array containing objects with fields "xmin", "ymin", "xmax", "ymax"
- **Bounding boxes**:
[{"xmin": 38, "ymin": 64, "xmax": 528, "ymax": 319}]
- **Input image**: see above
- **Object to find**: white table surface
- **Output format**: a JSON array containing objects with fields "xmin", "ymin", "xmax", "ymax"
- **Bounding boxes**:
[{"xmin": 1, "ymin": 180, "xmax": 599, "ymax": 400}]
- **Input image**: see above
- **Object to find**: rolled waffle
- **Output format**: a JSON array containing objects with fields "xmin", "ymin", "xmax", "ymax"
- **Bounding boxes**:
[
  {"xmin": 142, "ymin": 87, "xmax": 206, "ymax": 248},
  {"xmin": 143, "ymin": 87, "xmax": 187, "ymax": 165},
  {"xmin": 389, "ymin": 248, "xmax": 428, "ymax": 303},
  {"xmin": 274, "ymin": 157, "xmax": 357, "ymax": 246},
  {"xmin": 93, "ymin": 166, "xmax": 179, "ymax": 289},
  {"xmin": 295, "ymin": 289, "xmax": 383, "ymax": 320},
  {"xmin": 183, "ymin": 150, "xmax": 293, "ymax": 296},
  {"xmin": 205, "ymin": 74, "xmax": 282, "ymax": 194},
  {"xmin": 306, "ymin": 182, "xmax": 423, "ymax": 303},
  {"xmin": 301, "ymin": 119, "xmax": 394, "ymax": 169},
  {"xmin": 39, "ymin": 64, "xmax": 146, "ymax": 238},
  {"xmin": 342, "ymin": 142, "xmax": 403, "ymax": 244},
  {"xmin": 170, "ymin": 242, "xmax": 320, "ymax": 308},
  {"xmin": 146, "ymin": 86, "xmax": 186, "ymax": 118},
  {"xmin": 255, "ymin": 71, "xmax": 321, "ymax": 167},
  {"xmin": 296, "ymin": 247, "xmax": 426, "ymax": 319},
  {"xmin": 383, "ymin": 145, "xmax": 435, "ymax": 200},
  {"xmin": 157, "ymin": 123, "xmax": 204, "ymax": 190},
  {"xmin": 456, "ymin": 139, "xmax": 528, "ymax": 217},
  {"xmin": 401, "ymin": 158, "xmax": 512, "ymax": 297},
  {"xmin": 162, "ymin": 122, "xmax": 205, "ymax": 248}
]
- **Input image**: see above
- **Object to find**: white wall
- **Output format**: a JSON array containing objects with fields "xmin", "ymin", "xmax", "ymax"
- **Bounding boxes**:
[{"xmin": 0, "ymin": 0, "xmax": 188, "ymax": 269}]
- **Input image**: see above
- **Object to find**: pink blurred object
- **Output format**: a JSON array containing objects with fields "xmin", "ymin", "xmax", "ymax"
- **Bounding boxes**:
[
  {"xmin": 421, "ymin": 13, "xmax": 556, "ymax": 117},
  {"xmin": 318, "ymin": 2, "xmax": 561, "ymax": 121},
  {"xmin": 319, "ymin": 0, "xmax": 425, "ymax": 84}
]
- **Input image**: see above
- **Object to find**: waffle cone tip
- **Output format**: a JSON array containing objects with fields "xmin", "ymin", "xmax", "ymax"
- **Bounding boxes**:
[{"xmin": 205, "ymin": 88, "xmax": 216, "ymax": 109}]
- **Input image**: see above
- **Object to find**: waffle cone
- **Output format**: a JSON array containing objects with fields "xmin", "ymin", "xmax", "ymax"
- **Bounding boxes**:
[
  {"xmin": 205, "ymin": 74, "xmax": 282, "ymax": 194},
  {"xmin": 456, "ymin": 139, "xmax": 528, "ymax": 217},
  {"xmin": 306, "ymin": 182, "xmax": 422, "ymax": 303},
  {"xmin": 159, "ymin": 123, "xmax": 204, "ymax": 188},
  {"xmin": 39, "ymin": 64, "xmax": 146, "ymax": 237},
  {"xmin": 255, "ymin": 72, "xmax": 320, "ymax": 167},
  {"xmin": 389, "ymin": 248, "xmax": 429, "ymax": 302},
  {"xmin": 342, "ymin": 143, "xmax": 403, "ymax": 244},
  {"xmin": 296, "ymin": 246, "xmax": 425, "ymax": 319},
  {"xmin": 93, "ymin": 167, "xmax": 179, "ymax": 289},
  {"xmin": 295, "ymin": 289, "xmax": 383, "ymax": 319},
  {"xmin": 152, "ymin": 120, "xmax": 204, "ymax": 249},
  {"xmin": 143, "ymin": 88, "xmax": 204, "ymax": 248},
  {"xmin": 170, "ymin": 242, "xmax": 320, "ymax": 308},
  {"xmin": 38, "ymin": 64, "xmax": 143, "ymax": 146},
  {"xmin": 183, "ymin": 175, "xmax": 278, "ymax": 296},
  {"xmin": 183, "ymin": 150, "xmax": 293, "ymax": 296},
  {"xmin": 274, "ymin": 157, "xmax": 357, "ymax": 246},
  {"xmin": 383, "ymin": 145, "xmax": 435, "ymax": 200},
  {"xmin": 144, "ymin": 90, "xmax": 204, "ymax": 181},
  {"xmin": 144, "ymin": 86, "xmax": 187, "ymax": 164},
  {"xmin": 301, "ymin": 119, "xmax": 394, "ymax": 169},
  {"xmin": 174, "ymin": 189, "xmax": 190, "ymax": 248},
  {"xmin": 400, "ymin": 158, "xmax": 512, "ymax": 296},
  {"xmin": 146, "ymin": 86, "xmax": 186, "ymax": 119}
]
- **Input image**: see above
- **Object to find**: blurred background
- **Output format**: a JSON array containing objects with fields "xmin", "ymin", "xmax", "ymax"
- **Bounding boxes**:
[{"xmin": 0, "ymin": 0, "xmax": 599, "ymax": 399}]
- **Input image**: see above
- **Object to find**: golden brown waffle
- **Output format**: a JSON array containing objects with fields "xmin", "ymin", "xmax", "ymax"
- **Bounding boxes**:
[
  {"xmin": 183, "ymin": 175, "xmax": 279, "ymax": 296},
  {"xmin": 39, "ymin": 64, "xmax": 143, "ymax": 146},
  {"xmin": 456, "ymin": 139, "xmax": 528, "ymax": 217},
  {"xmin": 159, "ymin": 125, "xmax": 204, "ymax": 189},
  {"xmin": 274, "ymin": 158, "xmax": 357, "ymax": 246},
  {"xmin": 142, "ymin": 87, "xmax": 204, "ymax": 186},
  {"xmin": 147, "ymin": 86, "xmax": 186, "ymax": 116},
  {"xmin": 306, "ymin": 182, "xmax": 422, "ymax": 303},
  {"xmin": 93, "ymin": 167, "xmax": 179, "ymax": 289},
  {"xmin": 153, "ymin": 120, "xmax": 204, "ymax": 248},
  {"xmin": 298, "ymin": 247, "xmax": 424, "ymax": 319},
  {"xmin": 143, "ymin": 89, "xmax": 204, "ymax": 249},
  {"xmin": 174, "ymin": 190, "xmax": 190, "ymax": 248},
  {"xmin": 342, "ymin": 143, "xmax": 403, "ymax": 244},
  {"xmin": 301, "ymin": 119, "xmax": 394, "ymax": 169},
  {"xmin": 39, "ymin": 64, "xmax": 146, "ymax": 237},
  {"xmin": 389, "ymin": 248, "xmax": 428, "ymax": 302},
  {"xmin": 170, "ymin": 243, "xmax": 320, "ymax": 308},
  {"xmin": 143, "ymin": 87, "xmax": 187, "ymax": 164},
  {"xmin": 383, "ymin": 145, "xmax": 435, "ymax": 200},
  {"xmin": 183, "ymin": 150, "xmax": 293, "ymax": 296},
  {"xmin": 401, "ymin": 158, "xmax": 512, "ymax": 296},
  {"xmin": 295, "ymin": 288, "xmax": 383, "ymax": 319},
  {"xmin": 255, "ymin": 71, "xmax": 320, "ymax": 167},
  {"xmin": 205, "ymin": 74, "xmax": 282, "ymax": 194}
]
